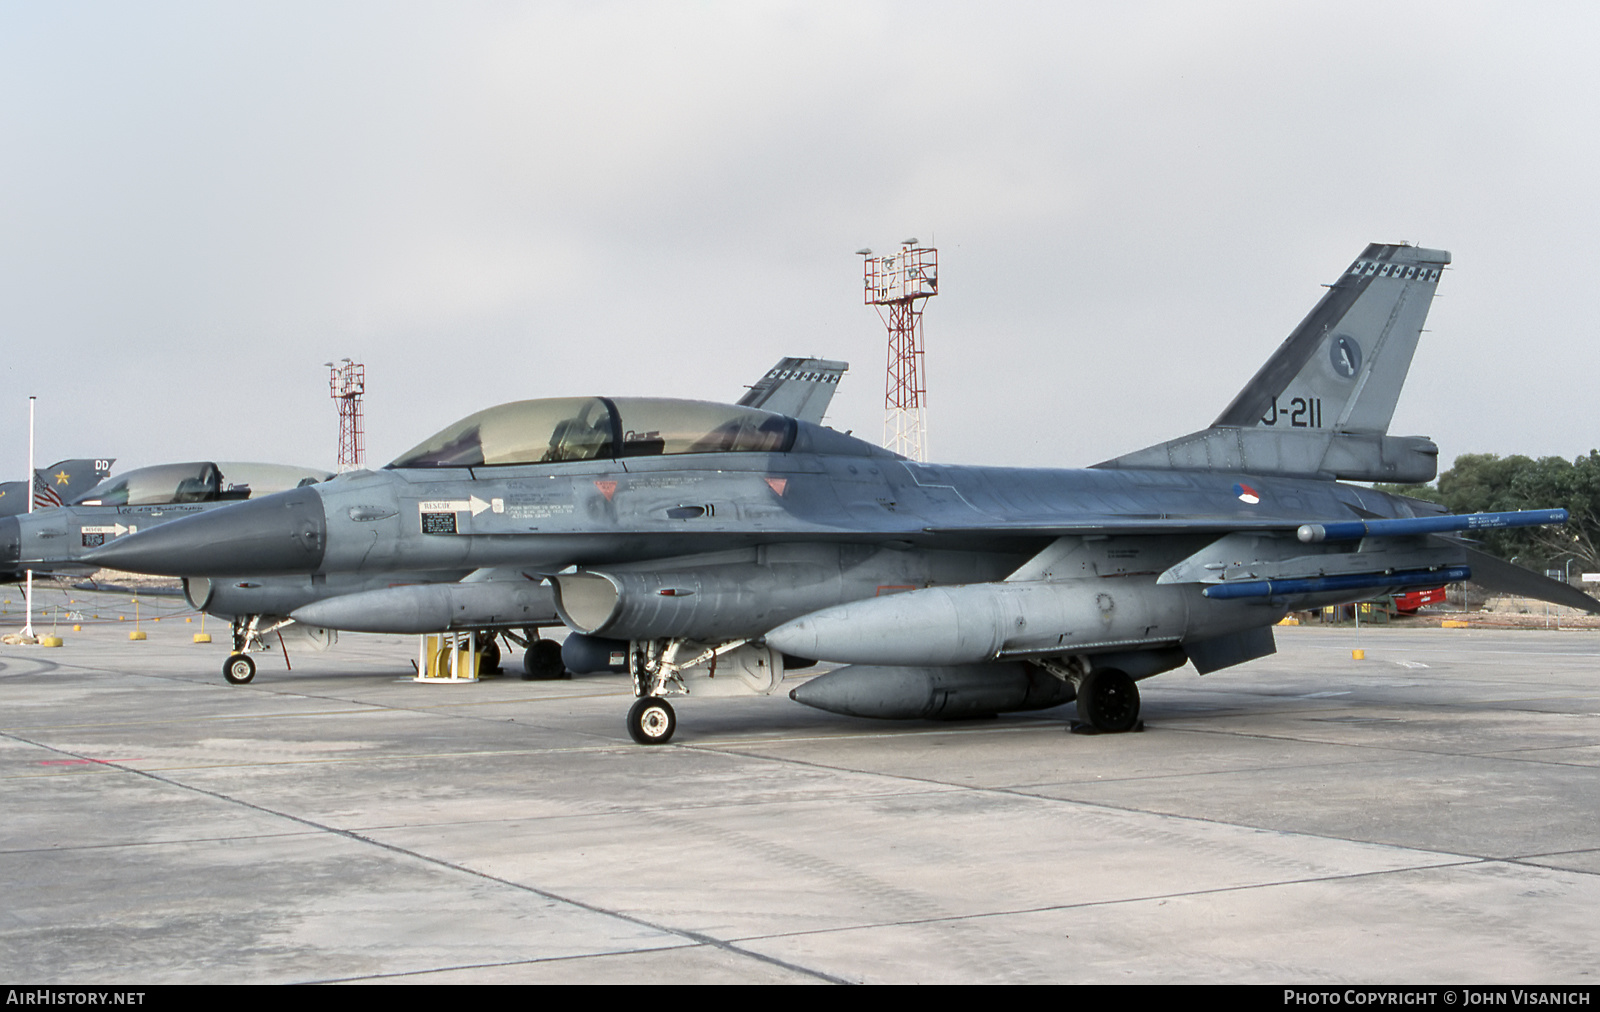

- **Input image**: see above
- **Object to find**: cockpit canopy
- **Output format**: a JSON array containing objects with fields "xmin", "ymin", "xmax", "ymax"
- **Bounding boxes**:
[
  {"xmin": 72, "ymin": 462, "xmax": 333, "ymax": 507},
  {"xmin": 389, "ymin": 397, "xmax": 797, "ymax": 468}
]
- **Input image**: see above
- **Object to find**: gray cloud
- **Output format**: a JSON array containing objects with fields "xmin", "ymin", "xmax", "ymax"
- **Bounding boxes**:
[{"xmin": 3, "ymin": 2, "xmax": 1596, "ymax": 479}]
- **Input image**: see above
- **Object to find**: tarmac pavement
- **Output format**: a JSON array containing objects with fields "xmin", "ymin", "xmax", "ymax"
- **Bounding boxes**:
[{"xmin": 2, "ymin": 584, "xmax": 1597, "ymax": 983}]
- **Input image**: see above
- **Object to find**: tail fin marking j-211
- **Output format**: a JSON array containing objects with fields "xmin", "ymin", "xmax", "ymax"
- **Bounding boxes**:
[{"xmin": 1098, "ymin": 244, "xmax": 1449, "ymax": 483}]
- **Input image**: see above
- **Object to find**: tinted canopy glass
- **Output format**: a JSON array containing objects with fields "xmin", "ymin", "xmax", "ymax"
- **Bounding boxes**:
[
  {"xmin": 610, "ymin": 398, "xmax": 792, "ymax": 457},
  {"xmin": 74, "ymin": 462, "xmax": 221, "ymax": 506},
  {"xmin": 72, "ymin": 462, "xmax": 331, "ymax": 507},
  {"xmin": 390, "ymin": 398, "xmax": 614, "ymax": 468},
  {"xmin": 388, "ymin": 397, "xmax": 795, "ymax": 468}
]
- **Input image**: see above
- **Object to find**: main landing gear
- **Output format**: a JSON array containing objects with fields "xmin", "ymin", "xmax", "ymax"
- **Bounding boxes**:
[
  {"xmin": 494, "ymin": 628, "xmax": 568, "ymax": 680},
  {"xmin": 522, "ymin": 637, "xmax": 566, "ymax": 680},
  {"xmin": 1074, "ymin": 668, "xmax": 1141, "ymax": 733},
  {"xmin": 1033, "ymin": 658, "xmax": 1144, "ymax": 734}
]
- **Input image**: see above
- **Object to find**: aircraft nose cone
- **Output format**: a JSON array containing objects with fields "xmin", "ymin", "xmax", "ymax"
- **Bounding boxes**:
[{"xmin": 84, "ymin": 488, "xmax": 327, "ymax": 576}]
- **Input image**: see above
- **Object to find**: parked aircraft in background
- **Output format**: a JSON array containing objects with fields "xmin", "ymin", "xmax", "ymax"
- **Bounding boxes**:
[
  {"xmin": 88, "ymin": 246, "xmax": 1591, "ymax": 743},
  {"xmin": 1, "ymin": 461, "xmax": 331, "ymax": 583},
  {"xmin": 0, "ymin": 459, "xmax": 114, "ymax": 516}
]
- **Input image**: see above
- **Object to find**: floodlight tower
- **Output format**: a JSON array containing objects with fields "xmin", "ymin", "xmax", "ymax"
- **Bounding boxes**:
[
  {"xmin": 327, "ymin": 359, "xmax": 366, "ymax": 471},
  {"xmin": 861, "ymin": 240, "xmax": 938, "ymax": 461}
]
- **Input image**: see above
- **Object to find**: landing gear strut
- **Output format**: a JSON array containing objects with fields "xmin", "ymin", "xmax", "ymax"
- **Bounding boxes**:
[
  {"xmin": 1076, "ymin": 668, "xmax": 1141, "ymax": 732},
  {"xmin": 221, "ymin": 615, "xmax": 291, "ymax": 685},
  {"xmin": 477, "ymin": 635, "xmax": 501, "ymax": 674},
  {"xmin": 618, "ymin": 637, "xmax": 766, "ymax": 744}
]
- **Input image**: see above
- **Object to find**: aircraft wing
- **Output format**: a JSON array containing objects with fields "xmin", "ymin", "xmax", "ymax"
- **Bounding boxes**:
[
  {"xmin": 969, "ymin": 509, "xmax": 1576, "ymax": 612},
  {"xmin": 925, "ymin": 507, "xmax": 1568, "ymax": 541}
]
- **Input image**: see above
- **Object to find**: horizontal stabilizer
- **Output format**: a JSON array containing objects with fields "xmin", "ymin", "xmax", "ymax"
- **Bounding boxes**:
[
  {"xmin": 1462, "ymin": 547, "xmax": 1600, "ymax": 615},
  {"xmin": 1099, "ymin": 428, "xmax": 1438, "ymax": 483},
  {"xmin": 738, "ymin": 357, "xmax": 849, "ymax": 424}
]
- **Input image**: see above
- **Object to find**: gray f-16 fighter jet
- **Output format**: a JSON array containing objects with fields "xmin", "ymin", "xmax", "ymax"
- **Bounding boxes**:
[
  {"xmin": 88, "ymin": 244, "xmax": 1589, "ymax": 743},
  {"xmin": 1, "ymin": 461, "xmax": 332, "ymax": 582}
]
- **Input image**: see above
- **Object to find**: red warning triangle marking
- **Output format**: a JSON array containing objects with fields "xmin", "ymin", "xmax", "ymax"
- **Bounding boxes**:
[
  {"xmin": 594, "ymin": 480, "xmax": 617, "ymax": 501},
  {"xmin": 764, "ymin": 477, "xmax": 787, "ymax": 496}
]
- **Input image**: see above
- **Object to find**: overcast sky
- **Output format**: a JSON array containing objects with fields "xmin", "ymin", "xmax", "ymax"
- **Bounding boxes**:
[{"xmin": 3, "ymin": 1, "xmax": 1596, "ymax": 482}]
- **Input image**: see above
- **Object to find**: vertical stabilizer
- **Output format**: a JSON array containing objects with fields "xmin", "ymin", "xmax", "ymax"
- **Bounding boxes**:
[
  {"xmin": 0, "ymin": 458, "xmax": 115, "ymax": 516},
  {"xmin": 1097, "ymin": 244, "xmax": 1448, "ymax": 482},
  {"xmin": 739, "ymin": 357, "xmax": 849, "ymax": 424},
  {"xmin": 1213, "ymin": 243, "xmax": 1449, "ymax": 434}
]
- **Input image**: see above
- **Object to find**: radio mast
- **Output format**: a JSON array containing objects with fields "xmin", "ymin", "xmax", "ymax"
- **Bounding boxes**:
[
  {"xmin": 327, "ymin": 359, "xmax": 366, "ymax": 471},
  {"xmin": 862, "ymin": 240, "xmax": 938, "ymax": 461}
]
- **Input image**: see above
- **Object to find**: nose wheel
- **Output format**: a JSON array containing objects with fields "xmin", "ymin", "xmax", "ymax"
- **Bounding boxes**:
[
  {"xmin": 627, "ymin": 697, "xmax": 676, "ymax": 745},
  {"xmin": 223, "ymin": 654, "xmax": 257, "ymax": 685}
]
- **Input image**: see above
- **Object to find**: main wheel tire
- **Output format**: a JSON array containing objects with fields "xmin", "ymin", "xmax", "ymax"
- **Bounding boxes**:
[
  {"xmin": 627, "ymin": 696, "xmax": 676, "ymax": 745},
  {"xmin": 522, "ymin": 638, "xmax": 566, "ymax": 680},
  {"xmin": 1077, "ymin": 669, "xmax": 1140, "ymax": 732},
  {"xmin": 223, "ymin": 654, "xmax": 256, "ymax": 685},
  {"xmin": 476, "ymin": 636, "xmax": 502, "ymax": 673}
]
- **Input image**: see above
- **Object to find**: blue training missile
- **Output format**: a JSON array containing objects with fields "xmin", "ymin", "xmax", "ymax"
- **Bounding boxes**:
[
  {"xmin": 1202, "ymin": 565, "xmax": 1471, "ymax": 601},
  {"xmin": 1296, "ymin": 509, "xmax": 1567, "ymax": 544}
]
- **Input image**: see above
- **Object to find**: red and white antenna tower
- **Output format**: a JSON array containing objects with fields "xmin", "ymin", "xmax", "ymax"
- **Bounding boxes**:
[
  {"xmin": 327, "ymin": 358, "xmax": 366, "ymax": 471},
  {"xmin": 862, "ymin": 240, "xmax": 938, "ymax": 461}
]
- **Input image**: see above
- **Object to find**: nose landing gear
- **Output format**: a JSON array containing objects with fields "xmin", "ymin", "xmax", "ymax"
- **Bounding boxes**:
[
  {"xmin": 627, "ymin": 697, "xmax": 677, "ymax": 744},
  {"xmin": 219, "ymin": 615, "xmax": 292, "ymax": 685},
  {"xmin": 223, "ymin": 653, "xmax": 256, "ymax": 684}
]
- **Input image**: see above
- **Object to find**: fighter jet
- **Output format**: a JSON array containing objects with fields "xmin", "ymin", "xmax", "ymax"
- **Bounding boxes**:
[
  {"xmin": 1, "ymin": 460, "xmax": 332, "ymax": 582},
  {"xmin": 88, "ymin": 245, "xmax": 1590, "ymax": 743},
  {"xmin": 30, "ymin": 356, "xmax": 855, "ymax": 683},
  {"xmin": 0, "ymin": 459, "xmax": 114, "ymax": 517}
]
